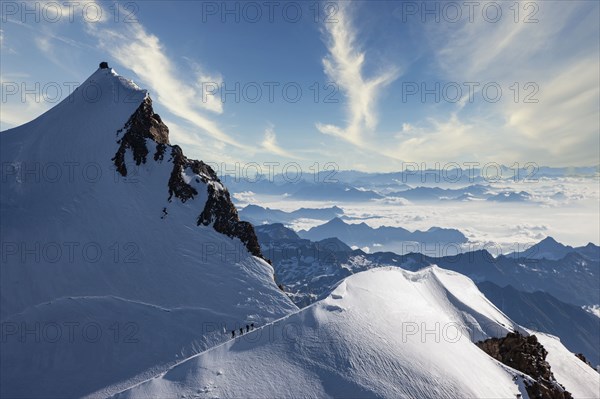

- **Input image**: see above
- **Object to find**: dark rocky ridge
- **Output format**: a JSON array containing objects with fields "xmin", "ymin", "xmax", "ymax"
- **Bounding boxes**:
[
  {"xmin": 198, "ymin": 181, "xmax": 262, "ymax": 260},
  {"xmin": 113, "ymin": 96, "xmax": 264, "ymax": 259},
  {"xmin": 476, "ymin": 332, "xmax": 572, "ymax": 399},
  {"xmin": 113, "ymin": 96, "xmax": 169, "ymax": 176}
]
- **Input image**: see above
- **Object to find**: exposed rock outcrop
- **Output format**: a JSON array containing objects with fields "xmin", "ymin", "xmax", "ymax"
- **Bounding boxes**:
[
  {"xmin": 112, "ymin": 96, "xmax": 264, "ymax": 260},
  {"xmin": 167, "ymin": 145, "xmax": 264, "ymax": 259},
  {"xmin": 197, "ymin": 182, "xmax": 263, "ymax": 259},
  {"xmin": 112, "ymin": 96, "xmax": 169, "ymax": 176},
  {"xmin": 167, "ymin": 145, "xmax": 199, "ymax": 203},
  {"xmin": 476, "ymin": 332, "xmax": 572, "ymax": 399}
]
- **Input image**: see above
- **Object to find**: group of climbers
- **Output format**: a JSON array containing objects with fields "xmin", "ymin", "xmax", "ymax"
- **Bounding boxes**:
[{"xmin": 231, "ymin": 323, "xmax": 255, "ymax": 338}]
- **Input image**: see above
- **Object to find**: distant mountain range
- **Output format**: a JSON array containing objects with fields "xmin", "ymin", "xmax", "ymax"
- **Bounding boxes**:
[
  {"xmin": 226, "ymin": 179, "xmax": 383, "ymax": 202},
  {"xmin": 310, "ymin": 166, "xmax": 599, "ymax": 185},
  {"xmin": 297, "ymin": 217, "xmax": 468, "ymax": 249},
  {"xmin": 261, "ymin": 223, "xmax": 600, "ymax": 308},
  {"xmin": 223, "ymin": 165, "xmax": 598, "ymax": 205},
  {"xmin": 290, "ymin": 184, "xmax": 382, "ymax": 201},
  {"xmin": 507, "ymin": 236, "xmax": 600, "ymax": 260},
  {"xmin": 387, "ymin": 185, "xmax": 537, "ymax": 202},
  {"xmin": 224, "ymin": 166, "xmax": 599, "ymax": 193},
  {"xmin": 227, "ymin": 178, "xmax": 585, "ymax": 205},
  {"xmin": 239, "ymin": 204, "xmax": 344, "ymax": 225},
  {"xmin": 387, "ymin": 185, "xmax": 491, "ymax": 201},
  {"xmin": 487, "ymin": 190, "xmax": 533, "ymax": 202}
]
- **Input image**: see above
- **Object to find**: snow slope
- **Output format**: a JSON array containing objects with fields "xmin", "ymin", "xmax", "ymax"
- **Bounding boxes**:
[
  {"xmin": 534, "ymin": 332, "xmax": 600, "ymax": 398},
  {"xmin": 0, "ymin": 67, "xmax": 297, "ymax": 397},
  {"xmin": 118, "ymin": 266, "xmax": 593, "ymax": 399}
]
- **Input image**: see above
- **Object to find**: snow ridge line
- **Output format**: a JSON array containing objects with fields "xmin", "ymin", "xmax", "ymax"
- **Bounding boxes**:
[
  {"xmin": 110, "ymin": 298, "xmax": 323, "ymax": 397},
  {"xmin": 1, "ymin": 295, "xmax": 235, "ymax": 322}
]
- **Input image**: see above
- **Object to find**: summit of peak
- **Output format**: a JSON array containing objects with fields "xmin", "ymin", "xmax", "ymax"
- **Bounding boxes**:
[
  {"xmin": 1, "ymin": 65, "xmax": 149, "ymax": 169},
  {"xmin": 83, "ymin": 64, "xmax": 145, "ymax": 96},
  {"xmin": 537, "ymin": 236, "xmax": 565, "ymax": 248}
]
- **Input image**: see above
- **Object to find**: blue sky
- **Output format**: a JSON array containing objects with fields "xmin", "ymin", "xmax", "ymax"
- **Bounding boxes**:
[{"xmin": 1, "ymin": 0, "xmax": 599, "ymax": 171}]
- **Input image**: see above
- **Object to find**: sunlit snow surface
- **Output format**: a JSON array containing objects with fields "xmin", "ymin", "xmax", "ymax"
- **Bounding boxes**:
[{"xmin": 116, "ymin": 267, "xmax": 600, "ymax": 399}]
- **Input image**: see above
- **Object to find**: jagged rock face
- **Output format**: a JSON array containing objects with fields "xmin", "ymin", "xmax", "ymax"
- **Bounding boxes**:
[
  {"xmin": 113, "ymin": 96, "xmax": 170, "ymax": 176},
  {"xmin": 198, "ymin": 183, "xmax": 263, "ymax": 259},
  {"xmin": 477, "ymin": 333, "xmax": 573, "ymax": 399},
  {"xmin": 167, "ymin": 145, "xmax": 199, "ymax": 202},
  {"xmin": 112, "ymin": 96, "xmax": 264, "ymax": 260},
  {"xmin": 167, "ymin": 145, "xmax": 264, "ymax": 259}
]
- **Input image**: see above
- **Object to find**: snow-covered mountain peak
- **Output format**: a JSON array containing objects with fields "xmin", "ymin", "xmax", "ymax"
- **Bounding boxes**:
[
  {"xmin": 0, "ymin": 65, "xmax": 295, "ymax": 397},
  {"xmin": 56, "ymin": 64, "xmax": 148, "ymax": 119},
  {"xmin": 1, "ymin": 65, "xmax": 149, "ymax": 167},
  {"xmin": 85, "ymin": 64, "xmax": 145, "ymax": 93},
  {"xmin": 2, "ymin": 64, "xmax": 264, "ymax": 259}
]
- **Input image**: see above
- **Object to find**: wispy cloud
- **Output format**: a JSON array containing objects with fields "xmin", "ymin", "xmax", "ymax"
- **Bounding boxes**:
[
  {"xmin": 164, "ymin": 118, "xmax": 242, "ymax": 165},
  {"xmin": 3, "ymin": 14, "xmax": 96, "ymax": 79},
  {"xmin": 184, "ymin": 57, "xmax": 224, "ymax": 115},
  {"xmin": 34, "ymin": 35, "xmax": 53, "ymax": 56},
  {"xmin": 3, "ymin": 16, "xmax": 90, "ymax": 50},
  {"xmin": 0, "ymin": 28, "xmax": 16, "ymax": 56},
  {"xmin": 87, "ymin": 16, "xmax": 246, "ymax": 149},
  {"xmin": 504, "ymin": 57, "xmax": 599, "ymax": 164},
  {"xmin": 261, "ymin": 124, "xmax": 302, "ymax": 160},
  {"xmin": 388, "ymin": 113, "xmax": 499, "ymax": 163},
  {"xmin": 399, "ymin": 1, "xmax": 600, "ymax": 166},
  {"xmin": 316, "ymin": 2, "xmax": 399, "ymax": 146}
]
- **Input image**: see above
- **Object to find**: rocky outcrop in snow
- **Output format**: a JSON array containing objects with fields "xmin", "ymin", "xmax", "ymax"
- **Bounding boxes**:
[
  {"xmin": 477, "ymin": 332, "xmax": 573, "ymax": 399},
  {"xmin": 112, "ymin": 96, "xmax": 169, "ymax": 176},
  {"xmin": 112, "ymin": 96, "xmax": 263, "ymax": 259}
]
